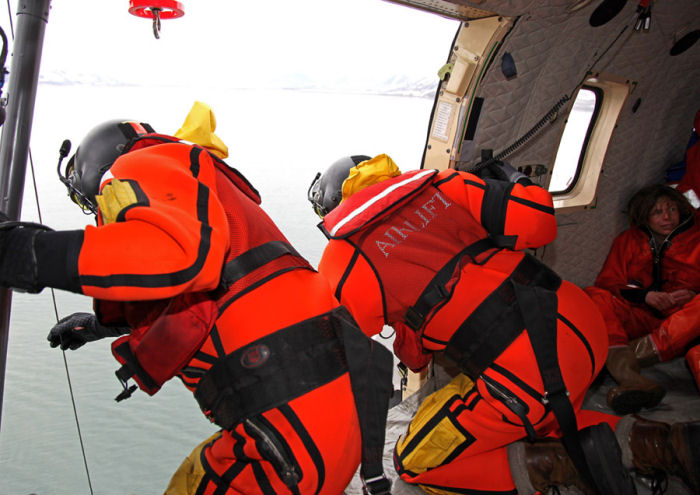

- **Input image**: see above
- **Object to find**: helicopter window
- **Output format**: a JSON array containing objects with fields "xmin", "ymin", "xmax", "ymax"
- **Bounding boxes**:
[
  {"xmin": 549, "ymin": 73, "xmax": 631, "ymax": 211},
  {"xmin": 548, "ymin": 87, "xmax": 600, "ymax": 194}
]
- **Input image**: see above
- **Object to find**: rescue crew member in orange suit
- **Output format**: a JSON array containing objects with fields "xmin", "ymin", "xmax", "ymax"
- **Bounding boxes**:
[
  {"xmin": 585, "ymin": 184, "xmax": 700, "ymax": 415},
  {"xmin": 0, "ymin": 103, "xmax": 393, "ymax": 495},
  {"xmin": 307, "ymin": 154, "xmax": 700, "ymax": 495}
]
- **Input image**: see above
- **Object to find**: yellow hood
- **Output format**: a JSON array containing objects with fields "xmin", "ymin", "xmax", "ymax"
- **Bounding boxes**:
[{"xmin": 174, "ymin": 101, "xmax": 229, "ymax": 158}]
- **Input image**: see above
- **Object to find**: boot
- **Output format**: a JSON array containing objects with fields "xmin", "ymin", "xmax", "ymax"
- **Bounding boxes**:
[
  {"xmin": 507, "ymin": 438, "xmax": 596, "ymax": 495},
  {"xmin": 616, "ymin": 415, "xmax": 700, "ymax": 494},
  {"xmin": 605, "ymin": 345, "xmax": 665, "ymax": 415},
  {"xmin": 629, "ymin": 335, "xmax": 661, "ymax": 368}
]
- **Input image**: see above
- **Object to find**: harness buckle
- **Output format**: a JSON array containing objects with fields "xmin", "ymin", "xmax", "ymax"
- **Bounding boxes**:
[
  {"xmin": 362, "ymin": 474, "xmax": 392, "ymax": 495},
  {"xmin": 541, "ymin": 388, "xmax": 570, "ymax": 405},
  {"xmin": 404, "ymin": 306, "xmax": 424, "ymax": 331},
  {"xmin": 115, "ymin": 379, "xmax": 138, "ymax": 402}
]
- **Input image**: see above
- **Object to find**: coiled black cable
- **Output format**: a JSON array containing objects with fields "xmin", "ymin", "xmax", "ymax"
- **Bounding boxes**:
[{"xmin": 494, "ymin": 95, "xmax": 571, "ymax": 161}]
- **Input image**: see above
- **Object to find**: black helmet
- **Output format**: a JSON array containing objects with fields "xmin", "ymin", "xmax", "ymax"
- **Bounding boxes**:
[
  {"xmin": 58, "ymin": 120, "xmax": 154, "ymax": 214},
  {"xmin": 307, "ymin": 155, "xmax": 371, "ymax": 218}
]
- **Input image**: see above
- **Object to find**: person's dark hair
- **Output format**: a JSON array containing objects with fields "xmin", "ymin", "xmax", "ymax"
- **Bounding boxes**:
[{"xmin": 627, "ymin": 184, "xmax": 693, "ymax": 227}]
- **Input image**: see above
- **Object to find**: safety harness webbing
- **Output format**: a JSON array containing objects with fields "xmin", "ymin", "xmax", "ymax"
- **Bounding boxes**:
[
  {"xmin": 217, "ymin": 240, "xmax": 303, "ymax": 292},
  {"xmin": 443, "ymin": 254, "xmax": 599, "ymax": 490},
  {"xmin": 444, "ymin": 254, "xmax": 561, "ymax": 377},
  {"xmin": 194, "ymin": 307, "xmax": 393, "ymax": 495},
  {"xmin": 194, "ymin": 309, "xmax": 346, "ymax": 428},
  {"xmin": 404, "ymin": 237, "xmax": 496, "ymax": 331}
]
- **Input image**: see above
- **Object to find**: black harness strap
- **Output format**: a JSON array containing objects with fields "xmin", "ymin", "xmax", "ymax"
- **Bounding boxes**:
[
  {"xmin": 513, "ymin": 281, "xmax": 596, "ymax": 489},
  {"xmin": 194, "ymin": 307, "xmax": 393, "ymax": 495},
  {"xmin": 218, "ymin": 240, "xmax": 304, "ymax": 292},
  {"xmin": 405, "ymin": 237, "xmax": 496, "ymax": 331},
  {"xmin": 442, "ymin": 253, "xmax": 598, "ymax": 490},
  {"xmin": 444, "ymin": 254, "xmax": 561, "ymax": 378},
  {"xmin": 335, "ymin": 308, "xmax": 393, "ymax": 495},
  {"xmin": 194, "ymin": 310, "xmax": 346, "ymax": 429}
]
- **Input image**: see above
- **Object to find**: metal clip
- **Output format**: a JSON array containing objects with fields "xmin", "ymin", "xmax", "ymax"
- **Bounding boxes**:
[
  {"xmin": 115, "ymin": 380, "xmax": 137, "ymax": 402},
  {"xmin": 151, "ymin": 8, "xmax": 162, "ymax": 39},
  {"xmin": 541, "ymin": 389, "xmax": 570, "ymax": 405},
  {"xmin": 362, "ymin": 474, "xmax": 391, "ymax": 495}
]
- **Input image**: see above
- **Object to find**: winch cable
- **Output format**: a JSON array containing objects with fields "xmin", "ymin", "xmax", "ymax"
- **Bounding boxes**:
[
  {"xmin": 27, "ymin": 152, "xmax": 95, "ymax": 495},
  {"xmin": 3, "ymin": 1, "xmax": 94, "ymax": 493}
]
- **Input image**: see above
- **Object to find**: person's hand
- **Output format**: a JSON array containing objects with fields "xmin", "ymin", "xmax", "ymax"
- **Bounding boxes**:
[
  {"xmin": 475, "ymin": 160, "xmax": 530, "ymax": 184},
  {"xmin": 488, "ymin": 160, "xmax": 529, "ymax": 183},
  {"xmin": 47, "ymin": 312, "xmax": 130, "ymax": 350},
  {"xmin": 669, "ymin": 289, "xmax": 696, "ymax": 307},
  {"xmin": 644, "ymin": 291, "xmax": 677, "ymax": 312}
]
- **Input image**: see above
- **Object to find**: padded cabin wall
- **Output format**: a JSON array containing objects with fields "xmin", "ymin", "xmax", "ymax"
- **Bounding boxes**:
[
  {"xmin": 460, "ymin": 1, "xmax": 589, "ymax": 164},
  {"xmin": 544, "ymin": 0, "xmax": 700, "ymax": 287},
  {"xmin": 453, "ymin": 0, "xmax": 699, "ymax": 287}
]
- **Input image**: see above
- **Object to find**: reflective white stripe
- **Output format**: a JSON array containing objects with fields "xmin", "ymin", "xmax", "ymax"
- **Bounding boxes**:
[
  {"xmin": 99, "ymin": 169, "xmax": 115, "ymax": 190},
  {"xmin": 683, "ymin": 188, "xmax": 700, "ymax": 209},
  {"xmin": 329, "ymin": 170, "xmax": 435, "ymax": 236}
]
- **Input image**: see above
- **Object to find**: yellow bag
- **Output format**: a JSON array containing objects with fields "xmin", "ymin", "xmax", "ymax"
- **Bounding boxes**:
[
  {"xmin": 163, "ymin": 431, "xmax": 221, "ymax": 495},
  {"xmin": 395, "ymin": 374, "xmax": 475, "ymax": 484}
]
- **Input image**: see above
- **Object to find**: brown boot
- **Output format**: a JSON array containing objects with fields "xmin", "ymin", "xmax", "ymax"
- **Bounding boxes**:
[
  {"xmin": 507, "ymin": 438, "xmax": 595, "ymax": 495},
  {"xmin": 616, "ymin": 415, "xmax": 700, "ymax": 493},
  {"xmin": 629, "ymin": 335, "xmax": 661, "ymax": 367},
  {"xmin": 605, "ymin": 345, "xmax": 665, "ymax": 415}
]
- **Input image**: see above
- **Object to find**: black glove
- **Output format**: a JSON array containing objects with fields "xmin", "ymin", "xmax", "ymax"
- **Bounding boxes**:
[
  {"xmin": 485, "ymin": 160, "xmax": 530, "ymax": 184},
  {"xmin": 0, "ymin": 212, "xmax": 51, "ymax": 293},
  {"xmin": 47, "ymin": 312, "xmax": 131, "ymax": 350}
]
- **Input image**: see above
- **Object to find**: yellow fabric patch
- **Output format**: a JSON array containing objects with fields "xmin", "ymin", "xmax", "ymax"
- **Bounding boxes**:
[
  {"xmin": 96, "ymin": 179, "xmax": 139, "ymax": 225},
  {"xmin": 174, "ymin": 101, "xmax": 229, "ymax": 158},
  {"xmin": 164, "ymin": 431, "xmax": 221, "ymax": 494},
  {"xmin": 341, "ymin": 153, "xmax": 401, "ymax": 202},
  {"xmin": 395, "ymin": 374, "xmax": 475, "ymax": 476}
]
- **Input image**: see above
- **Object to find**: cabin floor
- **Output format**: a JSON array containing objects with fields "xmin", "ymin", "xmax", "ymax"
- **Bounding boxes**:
[{"xmin": 344, "ymin": 357, "xmax": 700, "ymax": 495}]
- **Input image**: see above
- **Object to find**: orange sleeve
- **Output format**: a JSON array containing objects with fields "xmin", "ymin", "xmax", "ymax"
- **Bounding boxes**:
[
  {"xmin": 594, "ymin": 232, "xmax": 634, "ymax": 296},
  {"xmin": 77, "ymin": 144, "xmax": 230, "ymax": 301},
  {"xmin": 318, "ymin": 240, "xmax": 385, "ymax": 337},
  {"xmin": 441, "ymin": 171, "xmax": 556, "ymax": 250}
]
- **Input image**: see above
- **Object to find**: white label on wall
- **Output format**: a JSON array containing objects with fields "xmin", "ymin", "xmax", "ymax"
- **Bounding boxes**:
[{"xmin": 432, "ymin": 102, "xmax": 453, "ymax": 142}]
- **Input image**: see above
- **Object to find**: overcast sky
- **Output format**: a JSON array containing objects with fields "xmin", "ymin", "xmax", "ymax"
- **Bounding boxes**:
[{"xmin": 30, "ymin": 0, "xmax": 459, "ymax": 88}]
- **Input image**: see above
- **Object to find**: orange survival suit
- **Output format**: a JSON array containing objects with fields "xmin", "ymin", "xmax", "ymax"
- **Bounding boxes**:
[
  {"xmin": 584, "ymin": 210, "xmax": 700, "ymax": 387},
  {"xmin": 317, "ymin": 169, "xmax": 617, "ymax": 493},
  {"xmin": 39, "ymin": 133, "xmax": 392, "ymax": 494}
]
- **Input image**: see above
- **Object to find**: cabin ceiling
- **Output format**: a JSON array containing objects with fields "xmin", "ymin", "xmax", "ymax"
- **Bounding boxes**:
[{"xmin": 382, "ymin": 0, "xmax": 497, "ymax": 20}]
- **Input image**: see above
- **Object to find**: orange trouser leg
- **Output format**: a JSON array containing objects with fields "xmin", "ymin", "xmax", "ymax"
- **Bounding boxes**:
[
  {"xmin": 650, "ymin": 294, "xmax": 700, "ymax": 361},
  {"xmin": 584, "ymin": 287, "xmax": 661, "ymax": 346},
  {"xmin": 394, "ymin": 282, "xmax": 616, "ymax": 493},
  {"xmin": 194, "ymin": 375, "xmax": 361, "ymax": 494}
]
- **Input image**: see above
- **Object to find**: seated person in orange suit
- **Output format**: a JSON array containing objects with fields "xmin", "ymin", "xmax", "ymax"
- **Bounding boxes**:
[{"xmin": 585, "ymin": 184, "xmax": 700, "ymax": 415}]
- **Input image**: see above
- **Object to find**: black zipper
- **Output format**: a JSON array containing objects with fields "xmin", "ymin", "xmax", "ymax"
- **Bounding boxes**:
[
  {"xmin": 245, "ymin": 417, "xmax": 300, "ymax": 488},
  {"xmin": 481, "ymin": 373, "xmax": 537, "ymax": 441}
]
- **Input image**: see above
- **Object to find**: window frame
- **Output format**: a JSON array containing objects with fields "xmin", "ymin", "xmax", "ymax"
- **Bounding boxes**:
[
  {"xmin": 548, "ymin": 85, "xmax": 603, "ymax": 195},
  {"xmin": 550, "ymin": 73, "xmax": 631, "ymax": 211}
]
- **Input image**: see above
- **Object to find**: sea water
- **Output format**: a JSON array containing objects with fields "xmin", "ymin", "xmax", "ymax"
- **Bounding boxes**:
[{"xmin": 0, "ymin": 83, "xmax": 434, "ymax": 494}]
